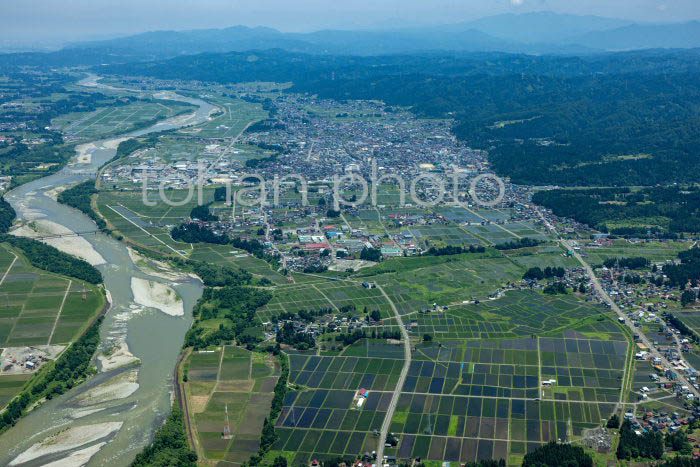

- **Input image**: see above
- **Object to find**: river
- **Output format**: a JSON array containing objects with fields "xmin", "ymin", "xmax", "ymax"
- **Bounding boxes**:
[{"xmin": 0, "ymin": 76, "xmax": 217, "ymax": 466}]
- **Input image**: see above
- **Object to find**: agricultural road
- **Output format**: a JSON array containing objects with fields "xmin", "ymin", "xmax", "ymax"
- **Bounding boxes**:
[
  {"xmin": 534, "ymin": 207, "xmax": 700, "ymax": 400},
  {"xmin": 375, "ymin": 284, "xmax": 411, "ymax": 464}
]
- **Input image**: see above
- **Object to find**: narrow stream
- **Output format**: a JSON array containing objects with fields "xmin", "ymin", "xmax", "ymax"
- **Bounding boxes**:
[{"xmin": 0, "ymin": 77, "xmax": 216, "ymax": 466}]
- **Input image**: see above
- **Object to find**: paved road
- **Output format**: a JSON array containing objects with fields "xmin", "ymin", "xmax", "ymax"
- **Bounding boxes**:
[
  {"xmin": 375, "ymin": 284, "xmax": 411, "ymax": 465},
  {"xmin": 535, "ymin": 208, "xmax": 700, "ymax": 400}
]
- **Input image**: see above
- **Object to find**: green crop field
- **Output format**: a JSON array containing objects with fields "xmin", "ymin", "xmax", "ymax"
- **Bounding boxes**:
[
  {"xmin": 0, "ymin": 244, "xmax": 104, "ymax": 411},
  {"xmin": 188, "ymin": 96, "xmax": 267, "ymax": 139},
  {"xmin": 184, "ymin": 346, "xmax": 280, "ymax": 466},
  {"xmin": 53, "ymin": 100, "xmax": 195, "ymax": 140},
  {"xmin": 0, "ymin": 244, "xmax": 103, "ymax": 347}
]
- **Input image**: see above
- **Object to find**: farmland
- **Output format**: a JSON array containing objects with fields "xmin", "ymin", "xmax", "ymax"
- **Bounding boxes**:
[
  {"xmin": 183, "ymin": 95, "xmax": 267, "ymax": 139},
  {"xmin": 182, "ymin": 345, "xmax": 280, "ymax": 466},
  {"xmin": 259, "ymin": 288, "xmax": 630, "ymax": 465},
  {"xmin": 52, "ymin": 99, "xmax": 195, "ymax": 140},
  {"xmin": 0, "ymin": 244, "xmax": 103, "ymax": 347},
  {"xmin": 0, "ymin": 243, "xmax": 105, "ymax": 409}
]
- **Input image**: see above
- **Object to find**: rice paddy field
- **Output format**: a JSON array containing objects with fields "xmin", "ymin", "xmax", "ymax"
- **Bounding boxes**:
[
  {"xmin": 257, "ymin": 286, "xmax": 630, "ymax": 465},
  {"xmin": 183, "ymin": 346, "xmax": 280, "ymax": 466},
  {"xmin": 583, "ymin": 240, "xmax": 688, "ymax": 265},
  {"xmin": 186, "ymin": 96, "xmax": 267, "ymax": 139},
  {"xmin": 0, "ymin": 244, "xmax": 103, "ymax": 347},
  {"xmin": 269, "ymin": 352, "xmax": 402, "ymax": 465},
  {"xmin": 53, "ymin": 99, "xmax": 195, "ymax": 140},
  {"xmin": 95, "ymin": 190, "xmax": 287, "ymax": 284},
  {"xmin": 389, "ymin": 292, "xmax": 627, "ymax": 464},
  {"xmin": 258, "ymin": 281, "xmax": 394, "ymax": 323},
  {"xmin": 0, "ymin": 244, "xmax": 104, "ymax": 409}
]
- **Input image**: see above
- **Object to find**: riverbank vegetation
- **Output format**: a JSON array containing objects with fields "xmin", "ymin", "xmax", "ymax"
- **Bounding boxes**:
[
  {"xmin": 1, "ymin": 235, "xmax": 103, "ymax": 284},
  {"xmin": 131, "ymin": 405, "xmax": 197, "ymax": 467},
  {"xmin": 57, "ymin": 180, "xmax": 106, "ymax": 230},
  {"xmin": 0, "ymin": 317, "xmax": 103, "ymax": 434}
]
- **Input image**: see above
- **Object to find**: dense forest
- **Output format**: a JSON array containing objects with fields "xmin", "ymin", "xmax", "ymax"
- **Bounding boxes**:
[
  {"xmin": 521, "ymin": 442, "xmax": 592, "ymax": 466},
  {"xmin": 184, "ymin": 285, "xmax": 271, "ymax": 349},
  {"xmin": 533, "ymin": 186, "xmax": 700, "ymax": 235},
  {"xmin": 57, "ymin": 180, "xmax": 106, "ymax": 230},
  {"xmin": 616, "ymin": 418, "xmax": 664, "ymax": 460},
  {"xmin": 663, "ymin": 248, "xmax": 700, "ymax": 287},
  {"xmin": 0, "ymin": 197, "xmax": 16, "ymax": 233}
]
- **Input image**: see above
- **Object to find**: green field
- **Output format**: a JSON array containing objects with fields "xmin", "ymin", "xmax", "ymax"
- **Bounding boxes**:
[
  {"xmin": 53, "ymin": 99, "xmax": 194, "ymax": 140},
  {"xmin": 187, "ymin": 96, "xmax": 267, "ymax": 139},
  {"xmin": 0, "ymin": 244, "xmax": 104, "ymax": 410},
  {"xmin": 0, "ymin": 244, "xmax": 103, "ymax": 347},
  {"xmin": 184, "ymin": 346, "xmax": 280, "ymax": 466}
]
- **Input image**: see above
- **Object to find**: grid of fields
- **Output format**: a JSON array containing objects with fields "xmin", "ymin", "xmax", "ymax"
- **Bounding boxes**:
[
  {"xmin": 0, "ymin": 245, "xmax": 103, "ymax": 410},
  {"xmin": 184, "ymin": 346, "xmax": 280, "ymax": 466},
  {"xmin": 53, "ymin": 100, "xmax": 194, "ymax": 139},
  {"xmin": 391, "ymin": 333, "xmax": 626, "ymax": 464},
  {"xmin": 405, "ymin": 290, "xmax": 618, "ymax": 339},
  {"xmin": 270, "ymin": 353, "xmax": 403, "ymax": 465},
  {"xmin": 0, "ymin": 245, "xmax": 102, "ymax": 347},
  {"xmin": 190, "ymin": 98, "xmax": 267, "ymax": 139},
  {"xmin": 258, "ymin": 281, "xmax": 393, "ymax": 323}
]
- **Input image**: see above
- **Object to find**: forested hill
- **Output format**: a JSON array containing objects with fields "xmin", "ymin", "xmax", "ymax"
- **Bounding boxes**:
[{"xmin": 100, "ymin": 49, "xmax": 700, "ymax": 186}]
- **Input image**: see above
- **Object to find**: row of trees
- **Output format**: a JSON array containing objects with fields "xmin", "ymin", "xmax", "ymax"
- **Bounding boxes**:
[
  {"xmin": 523, "ymin": 266, "xmax": 565, "ymax": 280},
  {"xmin": 604, "ymin": 257, "xmax": 650, "ymax": 269},
  {"xmin": 1, "ymin": 235, "xmax": 103, "ymax": 284},
  {"xmin": 170, "ymin": 223, "xmax": 268, "ymax": 259},
  {"xmin": 425, "ymin": 244, "xmax": 486, "ymax": 256},
  {"xmin": 495, "ymin": 237, "xmax": 542, "ymax": 250}
]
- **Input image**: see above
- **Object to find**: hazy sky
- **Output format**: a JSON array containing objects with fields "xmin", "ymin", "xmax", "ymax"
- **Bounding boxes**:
[{"xmin": 5, "ymin": 0, "xmax": 700, "ymax": 43}]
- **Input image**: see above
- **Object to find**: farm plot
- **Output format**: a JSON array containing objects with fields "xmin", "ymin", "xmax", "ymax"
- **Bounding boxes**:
[
  {"xmin": 97, "ymin": 190, "xmax": 286, "ymax": 284},
  {"xmin": 368, "ymin": 256, "xmax": 524, "ymax": 314},
  {"xmin": 407, "ymin": 290, "xmax": 607, "ymax": 339},
  {"xmin": 270, "ymin": 354, "xmax": 404, "ymax": 465},
  {"xmin": 189, "ymin": 97, "xmax": 267, "ymax": 139},
  {"xmin": 583, "ymin": 240, "xmax": 687, "ymax": 265},
  {"xmin": 184, "ymin": 346, "xmax": 280, "ymax": 466},
  {"xmin": 53, "ymin": 100, "xmax": 194, "ymax": 140},
  {"xmin": 390, "ymin": 333, "xmax": 626, "ymax": 464},
  {"xmin": 0, "ymin": 245, "xmax": 103, "ymax": 347},
  {"xmin": 0, "ymin": 245, "xmax": 103, "ymax": 410},
  {"xmin": 410, "ymin": 225, "xmax": 484, "ymax": 247}
]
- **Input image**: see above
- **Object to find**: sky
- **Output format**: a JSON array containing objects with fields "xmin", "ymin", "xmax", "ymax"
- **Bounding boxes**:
[{"xmin": 4, "ymin": 0, "xmax": 700, "ymax": 45}]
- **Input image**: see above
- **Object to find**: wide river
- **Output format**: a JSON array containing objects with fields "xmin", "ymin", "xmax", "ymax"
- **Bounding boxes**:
[{"xmin": 0, "ymin": 77, "xmax": 217, "ymax": 466}]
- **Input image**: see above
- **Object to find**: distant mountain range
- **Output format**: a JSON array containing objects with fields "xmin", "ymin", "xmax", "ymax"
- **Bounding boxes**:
[{"xmin": 60, "ymin": 12, "xmax": 700, "ymax": 58}]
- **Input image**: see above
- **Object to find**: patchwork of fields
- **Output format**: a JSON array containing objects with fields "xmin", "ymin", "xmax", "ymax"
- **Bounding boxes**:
[
  {"xmin": 257, "ymin": 288, "xmax": 630, "ymax": 465},
  {"xmin": 0, "ymin": 244, "xmax": 104, "ymax": 409},
  {"xmin": 0, "ymin": 245, "xmax": 103, "ymax": 347},
  {"xmin": 53, "ymin": 100, "xmax": 195, "ymax": 140},
  {"xmin": 183, "ymin": 346, "xmax": 280, "ymax": 466}
]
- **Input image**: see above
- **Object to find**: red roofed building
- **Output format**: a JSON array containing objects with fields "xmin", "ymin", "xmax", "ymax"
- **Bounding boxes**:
[{"xmin": 304, "ymin": 243, "xmax": 330, "ymax": 250}]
